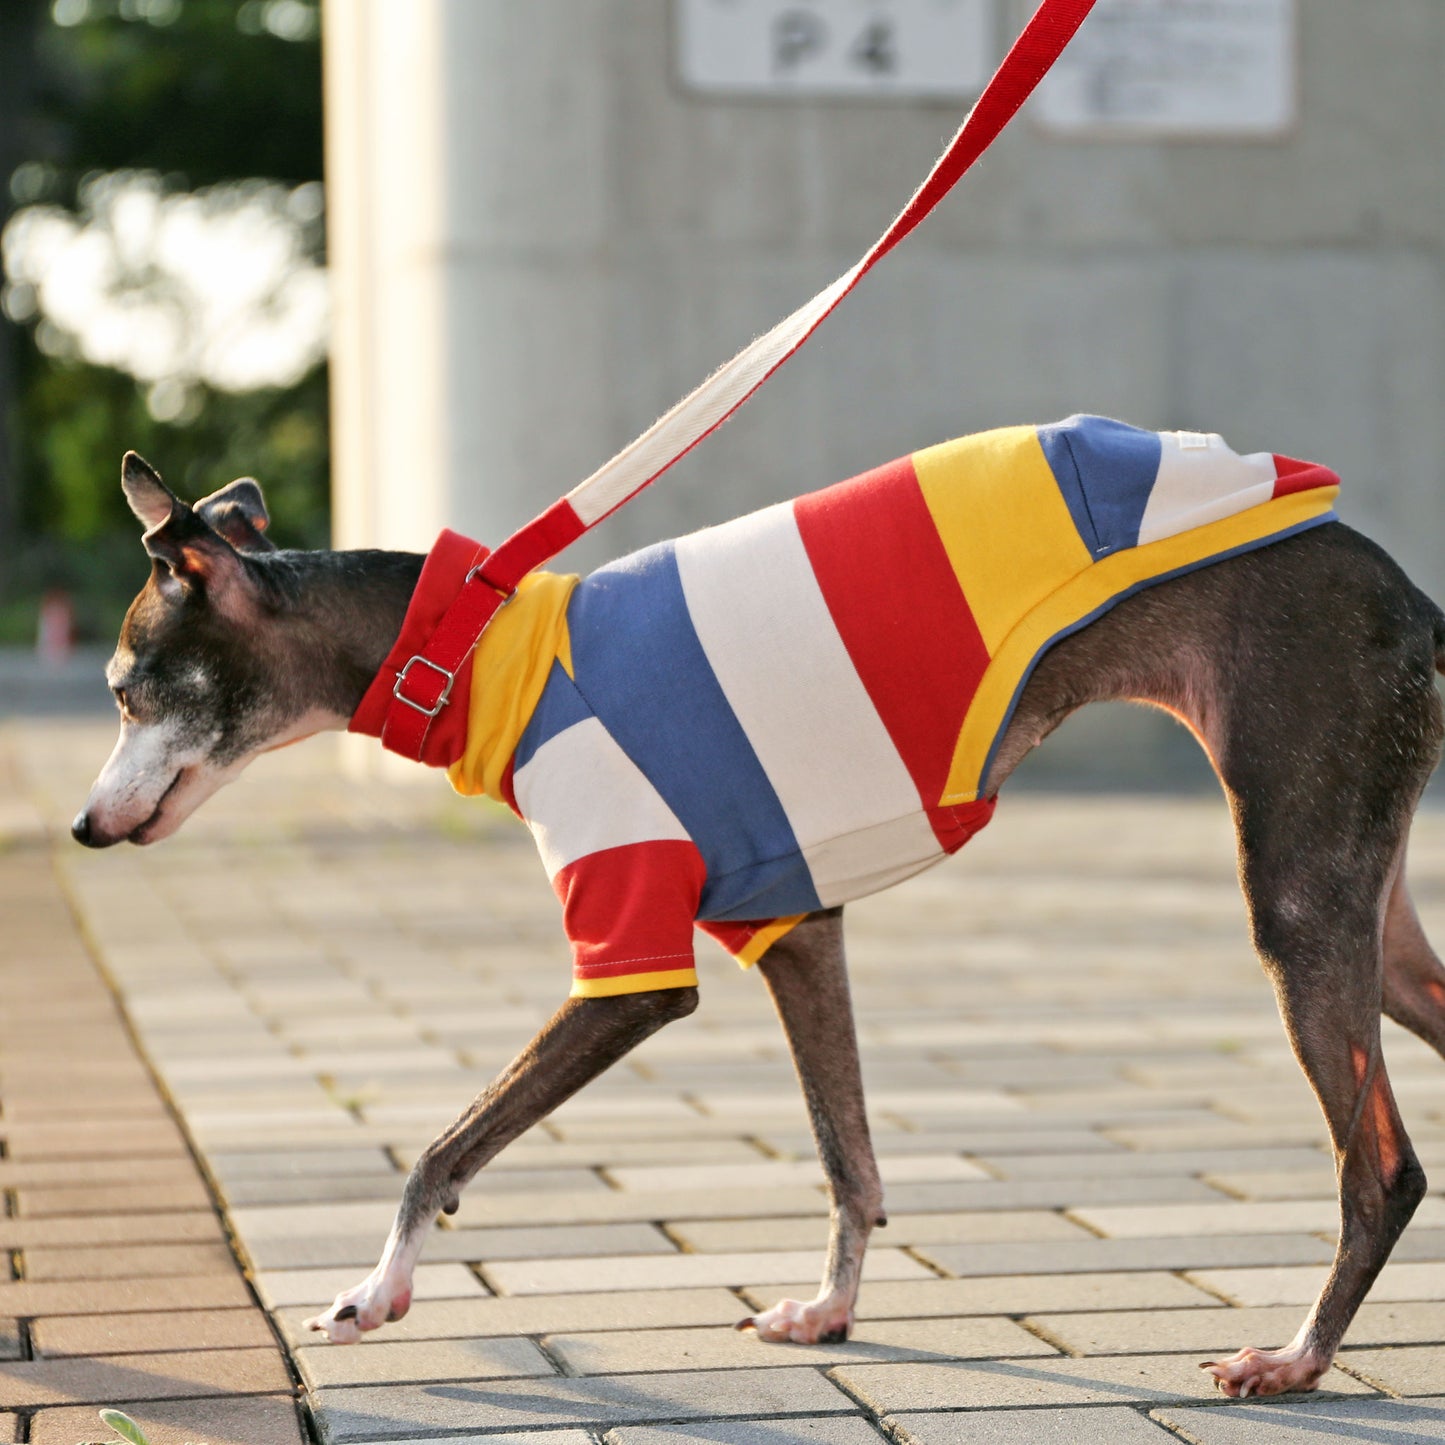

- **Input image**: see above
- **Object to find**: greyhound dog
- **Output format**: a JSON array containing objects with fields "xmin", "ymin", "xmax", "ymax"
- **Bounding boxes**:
[{"xmin": 73, "ymin": 426, "xmax": 1445, "ymax": 1401}]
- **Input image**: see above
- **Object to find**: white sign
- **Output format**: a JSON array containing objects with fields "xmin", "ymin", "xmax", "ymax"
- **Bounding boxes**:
[
  {"xmin": 676, "ymin": 0, "xmax": 992, "ymax": 99},
  {"xmin": 1035, "ymin": 0, "xmax": 1295, "ymax": 138}
]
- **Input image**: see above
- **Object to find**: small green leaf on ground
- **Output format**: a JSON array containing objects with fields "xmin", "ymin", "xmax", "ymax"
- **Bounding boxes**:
[{"xmin": 99, "ymin": 1408, "xmax": 150, "ymax": 1445}]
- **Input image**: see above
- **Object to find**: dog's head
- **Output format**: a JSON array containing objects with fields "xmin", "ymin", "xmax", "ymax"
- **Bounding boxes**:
[{"xmin": 73, "ymin": 453, "xmax": 336, "ymax": 847}]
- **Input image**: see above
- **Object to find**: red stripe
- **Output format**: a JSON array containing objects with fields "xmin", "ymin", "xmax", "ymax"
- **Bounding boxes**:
[
  {"xmin": 793, "ymin": 457, "xmax": 991, "ymax": 825},
  {"xmin": 485, "ymin": 500, "xmax": 587, "ymax": 591},
  {"xmin": 554, "ymin": 841, "xmax": 705, "ymax": 980},
  {"xmin": 1272, "ymin": 455, "xmax": 1342, "ymax": 499},
  {"xmin": 697, "ymin": 920, "xmax": 763, "ymax": 959}
]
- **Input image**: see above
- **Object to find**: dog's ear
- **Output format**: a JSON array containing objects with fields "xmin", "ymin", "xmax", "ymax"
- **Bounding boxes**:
[
  {"xmin": 123, "ymin": 452, "xmax": 251, "ymax": 606},
  {"xmin": 194, "ymin": 478, "xmax": 276, "ymax": 554},
  {"xmin": 121, "ymin": 451, "xmax": 178, "ymax": 530},
  {"xmin": 142, "ymin": 505, "xmax": 243, "ymax": 597}
]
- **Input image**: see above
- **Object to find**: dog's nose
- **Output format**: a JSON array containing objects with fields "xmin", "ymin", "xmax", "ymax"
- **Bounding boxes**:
[{"xmin": 71, "ymin": 811, "xmax": 94, "ymax": 847}]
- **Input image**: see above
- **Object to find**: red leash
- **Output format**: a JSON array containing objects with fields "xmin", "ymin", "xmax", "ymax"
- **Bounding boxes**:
[{"xmin": 372, "ymin": 0, "xmax": 1098, "ymax": 763}]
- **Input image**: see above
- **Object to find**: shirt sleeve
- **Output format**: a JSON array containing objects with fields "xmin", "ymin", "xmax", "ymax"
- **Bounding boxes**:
[{"xmin": 554, "ymin": 841, "xmax": 705, "ymax": 997}]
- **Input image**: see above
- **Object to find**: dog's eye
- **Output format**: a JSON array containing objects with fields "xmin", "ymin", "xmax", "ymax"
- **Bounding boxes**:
[{"xmin": 112, "ymin": 686, "xmax": 130, "ymax": 716}]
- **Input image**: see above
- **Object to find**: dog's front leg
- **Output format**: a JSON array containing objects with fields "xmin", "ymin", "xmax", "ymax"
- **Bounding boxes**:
[
  {"xmin": 738, "ymin": 908, "xmax": 884, "ymax": 1345},
  {"xmin": 304, "ymin": 986, "xmax": 698, "ymax": 1343}
]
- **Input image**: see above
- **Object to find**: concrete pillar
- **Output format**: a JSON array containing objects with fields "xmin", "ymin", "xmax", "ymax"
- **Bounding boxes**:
[{"xmin": 324, "ymin": 0, "xmax": 614, "ymax": 564}]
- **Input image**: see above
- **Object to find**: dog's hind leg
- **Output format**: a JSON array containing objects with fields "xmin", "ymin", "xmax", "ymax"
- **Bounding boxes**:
[
  {"xmin": 1381, "ymin": 857, "xmax": 1445, "ymax": 1057},
  {"xmin": 1201, "ymin": 799, "xmax": 1426, "ymax": 1396},
  {"xmin": 1198, "ymin": 623, "xmax": 1441, "ymax": 1395},
  {"xmin": 737, "ymin": 908, "xmax": 885, "ymax": 1344}
]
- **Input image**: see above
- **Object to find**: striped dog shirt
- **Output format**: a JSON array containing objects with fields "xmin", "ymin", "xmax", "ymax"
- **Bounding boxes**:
[{"xmin": 352, "ymin": 416, "xmax": 1340, "ymax": 997}]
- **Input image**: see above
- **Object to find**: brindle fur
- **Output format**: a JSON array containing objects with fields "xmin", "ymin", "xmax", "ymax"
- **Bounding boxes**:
[{"xmin": 75, "ymin": 458, "xmax": 1445, "ymax": 1397}]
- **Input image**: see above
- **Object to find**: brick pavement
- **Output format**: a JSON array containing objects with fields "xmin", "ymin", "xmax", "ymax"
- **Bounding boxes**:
[
  {"xmin": 0, "ymin": 725, "xmax": 309, "ymax": 1445},
  {"xmin": 9, "ymin": 717, "xmax": 1445, "ymax": 1441}
]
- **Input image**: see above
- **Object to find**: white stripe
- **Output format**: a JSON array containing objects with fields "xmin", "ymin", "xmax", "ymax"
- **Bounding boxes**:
[
  {"xmin": 513, "ymin": 718, "xmax": 690, "ymax": 879},
  {"xmin": 566, "ymin": 266, "xmax": 861, "ymax": 526},
  {"xmin": 1137, "ymin": 431, "xmax": 1278, "ymax": 546},
  {"xmin": 674, "ymin": 503, "xmax": 939, "ymax": 902},
  {"xmin": 805, "ymin": 816, "xmax": 956, "ymax": 908}
]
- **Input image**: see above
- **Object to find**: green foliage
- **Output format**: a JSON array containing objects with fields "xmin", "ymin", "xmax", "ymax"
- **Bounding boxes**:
[
  {"xmin": 32, "ymin": 0, "xmax": 322, "ymax": 203},
  {"xmin": 3, "ymin": 352, "xmax": 329, "ymax": 642},
  {"xmin": 2, "ymin": 0, "xmax": 328, "ymax": 643}
]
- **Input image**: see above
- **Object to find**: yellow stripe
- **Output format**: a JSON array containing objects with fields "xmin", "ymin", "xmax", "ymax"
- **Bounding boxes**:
[
  {"xmin": 733, "ymin": 914, "xmax": 807, "ymax": 969},
  {"xmin": 914, "ymin": 427, "xmax": 1093, "ymax": 654},
  {"xmin": 570, "ymin": 968, "xmax": 698, "ymax": 998},
  {"xmin": 939, "ymin": 488, "xmax": 1339, "ymax": 804},
  {"xmin": 447, "ymin": 571, "xmax": 579, "ymax": 801}
]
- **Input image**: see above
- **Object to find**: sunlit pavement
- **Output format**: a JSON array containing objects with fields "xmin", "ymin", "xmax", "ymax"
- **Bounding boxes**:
[{"xmin": 9, "ymin": 716, "xmax": 1445, "ymax": 1444}]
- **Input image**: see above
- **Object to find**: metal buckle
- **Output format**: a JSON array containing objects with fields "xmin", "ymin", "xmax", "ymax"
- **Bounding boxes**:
[
  {"xmin": 393, "ymin": 655, "xmax": 455, "ymax": 718},
  {"xmin": 464, "ymin": 564, "xmax": 515, "ymax": 605}
]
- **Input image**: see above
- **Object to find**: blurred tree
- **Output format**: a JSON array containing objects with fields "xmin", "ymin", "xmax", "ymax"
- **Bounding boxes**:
[
  {"xmin": 0, "ymin": 0, "xmax": 46, "ymax": 570},
  {"xmin": 0, "ymin": 0, "xmax": 326, "ymax": 644}
]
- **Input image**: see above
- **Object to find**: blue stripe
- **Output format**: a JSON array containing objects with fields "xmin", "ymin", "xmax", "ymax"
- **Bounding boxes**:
[
  {"xmin": 1039, "ymin": 415, "xmax": 1162, "ymax": 557},
  {"xmin": 973, "ymin": 512, "xmax": 1339, "ymax": 796},
  {"xmin": 566, "ymin": 541, "xmax": 822, "ymax": 920},
  {"xmin": 514, "ymin": 661, "xmax": 593, "ymax": 773}
]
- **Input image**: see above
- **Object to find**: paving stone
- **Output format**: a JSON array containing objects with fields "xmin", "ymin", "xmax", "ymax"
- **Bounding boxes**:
[
  {"xmin": 1073, "ymin": 1198, "xmax": 1445, "ymax": 1238},
  {"xmin": 1190, "ymin": 1260, "xmax": 1445, "ymax": 1307},
  {"xmin": 22, "ymin": 1241, "xmax": 240, "ymax": 1281},
  {"xmin": 0, "ymin": 1118, "xmax": 189, "ymax": 1160},
  {"xmin": 29, "ymin": 1394, "xmax": 307, "ymax": 1445},
  {"xmin": 448, "ymin": 1185, "xmax": 829, "ymax": 1228},
  {"xmin": 296, "ymin": 1334, "xmax": 555, "ymax": 1388},
  {"xmin": 1152, "ymin": 1395, "xmax": 1445, "ymax": 1443},
  {"xmin": 0, "ymin": 1346, "xmax": 294, "ymax": 1408},
  {"xmin": 976, "ymin": 1147, "xmax": 1330, "ymax": 1180},
  {"xmin": 890, "ymin": 1405, "xmax": 1178, "ymax": 1444},
  {"xmin": 914, "ymin": 1233, "xmax": 1333, "ymax": 1278},
  {"xmin": 744, "ymin": 1273, "xmax": 1217, "ymax": 1321},
  {"xmin": 831, "ymin": 1354, "xmax": 1376, "ymax": 1414},
  {"xmin": 1030, "ymin": 1301, "xmax": 1445, "ymax": 1356},
  {"xmin": 483, "ymin": 1246, "xmax": 932, "ymax": 1295},
  {"xmin": 856, "ymin": 1176, "xmax": 1226, "ymax": 1214},
  {"xmin": 256, "ymin": 1262, "xmax": 488, "ymax": 1310},
  {"xmin": 342, "ymin": 1436, "xmax": 592, "ymax": 1445},
  {"xmin": 207, "ymin": 1147, "xmax": 399, "ymax": 1179},
  {"xmin": 0, "ymin": 1211, "xmax": 224, "ymax": 1247},
  {"xmin": 1200, "ymin": 1168, "xmax": 1337, "ymax": 1200},
  {"xmin": 606, "ymin": 1156, "xmax": 988, "ymax": 1192},
  {"xmin": 1341, "ymin": 1347, "xmax": 1445, "ymax": 1396},
  {"xmin": 32, "ymin": 1307, "xmax": 276, "ymax": 1357},
  {"xmin": 546, "ymin": 1317, "xmax": 1054, "ymax": 1375},
  {"xmin": 276, "ymin": 1286, "xmax": 746, "ymax": 1347},
  {"xmin": 242, "ymin": 1220, "xmax": 675, "ymax": 1270},
  {"xmin": 312, "ymin": 1365, "xmax": 858, "ymax": 1440},
  {"xmin": 670, "ymin": 1211, "xmax": 1092, "ymax": 1253},
  {"xmin": 0, "ymin": 1157, "xmax": 202, "ymax": 1190},
  {"xmin": 17, "ymin": 1179, "xmax": 216, "ymax": 1216},
  {"xmin": 613, "ymin": 1419, "xmax": 886, "ymax": 1444},
  {"xmin": 0, "ymin": 1273, "xmax": 254, "ymax": 1317}
]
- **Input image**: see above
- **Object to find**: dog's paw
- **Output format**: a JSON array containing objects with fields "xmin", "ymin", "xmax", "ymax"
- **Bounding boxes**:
[
  {"xmin": 736, "ymin": 1295, "xmax": 853, "ymax": 1345},
  {"xmin": 1201, "ymin": 1344, "xmax": 1329, "ymax": 1398},
  {"xmin": 302, "ymin": 1266, "xmax": 413, "ymax": 1345}
]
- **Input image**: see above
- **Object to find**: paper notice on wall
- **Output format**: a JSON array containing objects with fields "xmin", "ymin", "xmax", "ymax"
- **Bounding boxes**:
[
  {"xmin": 675, "ymin": 0, "xmax": 992, "ymax": 99},
  {"xmin": 1034, "ymin": 0, "xmax": 1295, "ymax": 138}
]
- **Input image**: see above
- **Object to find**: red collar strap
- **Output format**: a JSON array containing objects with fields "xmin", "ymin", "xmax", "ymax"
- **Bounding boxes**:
[{"xmin": 349, "ymin": 500, "xmax": 586, "ymax": 765}]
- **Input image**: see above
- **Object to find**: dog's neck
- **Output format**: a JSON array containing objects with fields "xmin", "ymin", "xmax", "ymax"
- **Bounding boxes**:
[{"xmin": 258, "ymin": 547, "xmax": 427, "ymax": 722}]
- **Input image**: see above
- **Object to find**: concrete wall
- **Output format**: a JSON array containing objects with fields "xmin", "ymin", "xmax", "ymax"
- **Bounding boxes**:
[{"xmin": 324, "ymin": 0, "xmax": 1445, "ymax": 785}]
